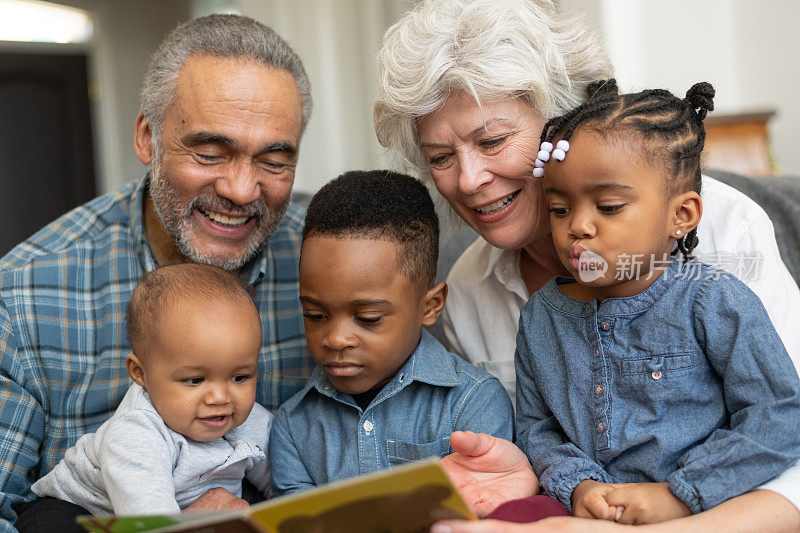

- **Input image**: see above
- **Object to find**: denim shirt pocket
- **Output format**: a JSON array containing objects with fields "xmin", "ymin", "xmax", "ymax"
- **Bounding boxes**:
[
  {"xmin": 386, "ymin": 436, "xmax": 451, "ymax": 466},
  {"xmin": 618, "ymin": 352, "xmax": 694, "ymax": 378}
]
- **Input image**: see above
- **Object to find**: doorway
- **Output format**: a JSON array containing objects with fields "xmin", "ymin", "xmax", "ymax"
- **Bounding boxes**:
[{"xmin": 0, "ymin": 51, "xmax": 96, "ymax": 256}]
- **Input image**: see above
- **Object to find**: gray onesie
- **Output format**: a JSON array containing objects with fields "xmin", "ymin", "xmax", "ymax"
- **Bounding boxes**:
[{"xmin": 32, "ymin": 383, "xmax": 272, "ymax": 516}]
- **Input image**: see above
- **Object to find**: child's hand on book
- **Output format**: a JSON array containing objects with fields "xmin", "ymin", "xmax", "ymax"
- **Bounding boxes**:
[
  {"xmin": 603, "ymin": 482, "xmax": 691, "ymax": 524},
  {"xmin": 571, "ymin": 479, "xmax": 621, "ymax": 521},
  {"xmin": 184, "ymin": 487, "xmax": 250, "ymax": 512}
]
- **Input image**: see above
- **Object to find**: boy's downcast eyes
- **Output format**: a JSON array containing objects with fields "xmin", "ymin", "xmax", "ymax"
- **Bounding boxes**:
[
  {"xmin": 355, "ymin": 316, "xmax": 383, "ymax": 326},
  {"xmin": 232, "ymin": 375, "xmax": 250, "ymax": 383},
  {"xmin": 302, "ymin": 312, "xmax": 385, "ymax": 326},
  {"xmin": 185, "ymin": 377, "xmax": 204, "ymax": 386}
]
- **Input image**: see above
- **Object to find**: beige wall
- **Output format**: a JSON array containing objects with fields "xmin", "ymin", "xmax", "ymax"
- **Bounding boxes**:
[
  {"xmin": 229, "ymin": 0, "xmax": 415, "ymax": 193},
  {"xmin": 594, "ymin": 0, "xmax": 800, "ymax": 176}
]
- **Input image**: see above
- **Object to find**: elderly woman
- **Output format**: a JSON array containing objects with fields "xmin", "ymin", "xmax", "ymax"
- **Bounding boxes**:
[{"xmin": 374, "ymin": 0, "xmax": 800, "ymax": 531}]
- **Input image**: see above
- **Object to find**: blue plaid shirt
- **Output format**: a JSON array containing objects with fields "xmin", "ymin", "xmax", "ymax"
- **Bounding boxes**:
[{"xmin": 0, "ymin": 176, "xmax": 313, "ymax": 528}]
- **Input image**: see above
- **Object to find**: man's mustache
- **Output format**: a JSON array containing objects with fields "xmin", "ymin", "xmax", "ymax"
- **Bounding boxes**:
[{"xmin": 187, "ymin": 194, "xmax": 269, "ymax": 218}]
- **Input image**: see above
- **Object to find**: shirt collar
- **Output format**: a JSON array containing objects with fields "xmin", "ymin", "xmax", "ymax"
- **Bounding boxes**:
[
  {"xmin": 538, "ymin": 256, "xmax": 683, "ymax": 317},
  {"xmin": 304, "ymin": 329, "xmax": 460, "ymax": 408},
  {"xmin": 484, "ymin": 245, "xmax": 529, "ymax": 301},
  {"xmin": 240, "ymin": 240, "xmax": 269, "ymax": 286},
  {"xmin": 129, "ymin": 173, "xmax": 269, "ymax": 285},
  {"xmin": 400, "ymin": 329, "xmax": 460, "ymax": 387},
  {"xmin": 129, "ymin": 174, "xmax": 159, "ymax": 274},
  {"xmin": 482, "ymin": 245, "xmax": 516, "ymax": 282}
]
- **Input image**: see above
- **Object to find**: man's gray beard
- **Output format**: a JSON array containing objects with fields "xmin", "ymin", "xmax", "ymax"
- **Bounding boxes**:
[{"xmin": 148, "ymin": 150, "xmax": 289, "ymax": 271}]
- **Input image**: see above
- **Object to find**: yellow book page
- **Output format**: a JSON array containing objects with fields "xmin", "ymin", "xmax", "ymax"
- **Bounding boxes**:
[{"xmin": 250, "ymin": 458, "xmax": 476, "ymax": 533}]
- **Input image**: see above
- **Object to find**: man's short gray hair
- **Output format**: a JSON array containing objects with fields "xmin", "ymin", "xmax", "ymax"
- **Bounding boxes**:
[
  {"xmin": 140, "ymin": 14, "xmax": 312, "ymax": 142},
  {"xmin": 374, "ymin": 0, "xmax": 613, "ymax": 175}
]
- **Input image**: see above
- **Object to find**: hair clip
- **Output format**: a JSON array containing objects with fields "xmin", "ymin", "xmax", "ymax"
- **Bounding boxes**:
[
  {"xmin": 552, "ymin": 140, "xmax": 569, "ymax": 161},
  {"xmin": 533, "ymin": 142, "xmax": 553, "ymax": 178},
  {"xmin": 533, "ymin": 140, "xmax": 571, "ymax": 178}
]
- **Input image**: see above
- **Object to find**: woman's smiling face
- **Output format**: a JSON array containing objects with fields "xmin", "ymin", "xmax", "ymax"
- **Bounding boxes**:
[{"xmin": 417, "ymin": 91, "xmax": 549, "ymax": 250}]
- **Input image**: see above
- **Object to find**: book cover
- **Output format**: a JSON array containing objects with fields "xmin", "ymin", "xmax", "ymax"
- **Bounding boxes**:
[{"xmin": 78, "ymin": 458, "xmax": 474, "ymax": 533}]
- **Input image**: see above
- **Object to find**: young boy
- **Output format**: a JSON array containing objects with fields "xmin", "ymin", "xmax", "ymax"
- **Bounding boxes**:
[
  {"xmin": 268, "ymin": 170, "xmax": 514, "ymax": 495},
  {"xmin": 30, "ymin": 263, "xmax": 272, "ymax": 518}
]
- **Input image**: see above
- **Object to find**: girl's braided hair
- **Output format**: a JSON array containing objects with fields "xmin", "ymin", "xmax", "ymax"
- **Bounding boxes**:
[{"xmin": 540, "ymin": 79, "xmax": 715, "ymax": 260}]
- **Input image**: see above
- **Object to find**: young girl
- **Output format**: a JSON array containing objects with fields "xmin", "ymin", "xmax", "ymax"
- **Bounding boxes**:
[{"xmin": 516, "ymin": 80, "xmax": 800, "ymax": 525}]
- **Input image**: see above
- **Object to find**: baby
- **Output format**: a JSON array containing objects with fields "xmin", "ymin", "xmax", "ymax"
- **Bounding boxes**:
[
  {"xmin": 31, "ymin": 263, "xmax": 271, "ymax": 516},
  {"xmin": 269, "ymin": 170, "xmax": 514, "ymax": 495}
]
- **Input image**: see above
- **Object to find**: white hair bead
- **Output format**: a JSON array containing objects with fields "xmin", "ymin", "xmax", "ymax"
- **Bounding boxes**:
[
  {"xmin": 537, "ymin": 150, "xmax": 550, "ymax": 162},
  {"xmin": 534, "ymin": 159, "xmax": 545, "ymax": 168},
  {"xmin": 540, "ymin": 141, "xmax": 553, "ymax": 152},
  {"xmin": 552, "ymin": 148, "xmax": 566, "ymax": 161},
  {"xmin": 533, "ymin": 167, "xmax": 545, "ymax": 178},
  {"xmin": 556, "ymin": 140, "xmax": 570, "ymax": 151}
]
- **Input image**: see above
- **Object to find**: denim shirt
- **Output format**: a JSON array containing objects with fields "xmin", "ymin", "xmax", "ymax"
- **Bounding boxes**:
[
  {"xmin": 269, "ymin": 330, "xmax": 514, "ymax": 495},
  {"xmin": 515, "ymin": 258, "xmax": 800, "ymax": 514}
]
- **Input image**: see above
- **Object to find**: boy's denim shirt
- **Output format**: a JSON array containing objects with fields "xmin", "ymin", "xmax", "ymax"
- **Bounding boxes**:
[
  {"xmin": 269, "ymin": 330, "xmax": 514, "ymax": 495},
  {"xmin": 515, "ymin": 257, "xmax": 800, "ymax": 514}
]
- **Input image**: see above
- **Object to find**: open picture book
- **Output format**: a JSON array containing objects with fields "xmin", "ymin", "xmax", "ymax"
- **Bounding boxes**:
[{"xmin": 77, "ymin": 458, "xmax": 475, "ymax": 533}]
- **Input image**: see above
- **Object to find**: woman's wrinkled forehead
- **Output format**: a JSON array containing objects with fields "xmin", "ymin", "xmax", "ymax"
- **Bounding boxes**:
[{"xmin": 417, "ymin": 91, "xmax": 541, "ymax": 143}]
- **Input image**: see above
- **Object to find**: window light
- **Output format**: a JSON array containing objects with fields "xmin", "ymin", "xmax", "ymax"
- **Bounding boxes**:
[{"xmin": 0, "ymin": 0, "xmax": 93, "ymax": 44}]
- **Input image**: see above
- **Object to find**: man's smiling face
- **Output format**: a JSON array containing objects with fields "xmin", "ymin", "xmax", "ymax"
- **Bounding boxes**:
[{"xmin": 139, "ymin": 53, "xmax": 303, "ymax": 270}]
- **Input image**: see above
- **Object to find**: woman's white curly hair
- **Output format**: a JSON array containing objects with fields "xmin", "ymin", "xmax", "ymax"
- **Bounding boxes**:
[{"xmin": 374, "ymin": 0, "xmax": 613, "ymax": 178}]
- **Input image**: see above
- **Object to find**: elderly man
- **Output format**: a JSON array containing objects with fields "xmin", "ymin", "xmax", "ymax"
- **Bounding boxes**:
[{"xmin": 0, "ymin": 14, "xmax": 313, "ymax": 530}]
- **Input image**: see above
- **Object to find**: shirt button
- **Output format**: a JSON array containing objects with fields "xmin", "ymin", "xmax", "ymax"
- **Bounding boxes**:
[
  {"xmin": 363, "ymin": 420, "xmax": 374, "ymax": 433},
  {"xmin": 597, "ymin": 421, "xmax": 606, "ymax": 432},
  {"xmin": 601, "ymin": 322, "xmax": 610, "ymax": 331},
  {"xmin": 595, "ymin": 385, "xmax": 604, "ymax": 394},
  {"xmin": 595, "ymin": 349, "xmax": 600, "ymax": 356},
  {"xmin": 398, "ymin": 373, "xmax": 405, "ymax": 383},
  {"xmin": 651, "ymin": 370, "xmax": 662, "ymax": 380}
]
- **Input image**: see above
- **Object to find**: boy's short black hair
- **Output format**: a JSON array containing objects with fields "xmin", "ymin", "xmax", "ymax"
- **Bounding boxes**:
[
  {"xmin": 126, "ymin": 263, "xmax": 256, "ymax": 357},
  {"xmin": 302, "ymin": 170, "xmax": 439, "ymax": 290}
]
